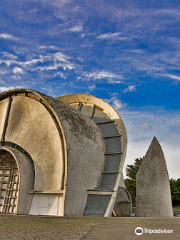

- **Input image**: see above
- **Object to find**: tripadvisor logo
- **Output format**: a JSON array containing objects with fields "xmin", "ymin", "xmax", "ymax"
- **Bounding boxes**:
[
  {"xmin": 135, "ymin": 227, "xmax": 143, "ymax": 235},
  {"xmin": 135, "ymin": 227, "xmax": 174, "ymax": 235}
]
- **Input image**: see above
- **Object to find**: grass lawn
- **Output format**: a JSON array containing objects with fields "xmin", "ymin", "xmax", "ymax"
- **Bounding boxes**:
[{"xmin": 173, "ymin": 206, "xmax": 180, "ymax": 209}]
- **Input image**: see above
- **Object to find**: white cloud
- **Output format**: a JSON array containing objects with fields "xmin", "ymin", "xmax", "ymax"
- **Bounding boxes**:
[
  {"xmin": 88, "ymin": 84, "xmax": 96, "ymax": 91},
  {"xmin": 53, "ymin": 72, "xmax": 67, "ymax": 79},
  {"xmin": 124, "ymin": 85, "xmax": 136, "ymax": 93},
  {"xmin": 0, "ymin": 58, "xmax": 44, "ymax": 67},
  {"xmin": 13, "ymin": 67, "xmax": 24, "ymax": 74},
  {"xmin": 0, "ymin": 50, "xmax": 75, "ymax": 73},
  {"xmin": 113, "ymin": 99, "xmax": 125, "ymax": 110},
  {"xmin": 126, "ymin": 49, "xmax": 145, "ymax": 54},
  {"xmin": 0, "ymin": 33, "xmax": 19, "ymax": 41},
  {"xmin": 127, "ymin": 85, "xmax": 136, "ymax": 91},
  {"xmin": 84, "ymin": 70, "xmax": 123, "ymax": 81},
  {"xmin": 163, "ymin": 74, "xmax": 180, "ymax": 81},
  {"xmin": 34, "ymin": 51, "xmax": 75, "ymax": 71},
  {"xmin": 0, "ymin": 86, "xmax": 24, "ymax": 93},
  {"xmin": 2, "ymin": 52, "xmax": 17, "ymax": 59},
  {"xmin": 20, "ymin": 58, "xmax": 45, "ymax": 67},
  {"xmin": 37, "ymin": 62, "xmax": 74, "ymax": 71},
  {"xmin": 0, "ymin": 33, "xmax": 15, "ymax": 40},
  {"xmin": 108, "ymin": 80, "xmax": 122, "ymax": 84},
  {"xmin": 0, "ymin": 59, "xmax": 15, "ymax": 67},
  {"xmin": 97, "ymin": 32, "xmax": 129, "ymax": 41},
  {"xmin": 97, "ymin": 32, "xmax": 120, "ymax": 39},
  {"xmin": 0, "ymin": 87, "xmax": 13, "ymax": 92},
  {"xmin": 109, "ymin": 93, "xmax": 127, "ymax": 110},
  {"xmin": 68, "ymin": 25, "xmax": 83, "ymax": 32},
  {"xmin": 39, "ymin": 45, "xmax": 61, "ymax": 50},
  {"xmin": 155, "ymin": 9, "xmax": 180, "ymax": 17},
  {"xmin": 53, "ymin": 52, "xmax": 70, "ymax": 62}
]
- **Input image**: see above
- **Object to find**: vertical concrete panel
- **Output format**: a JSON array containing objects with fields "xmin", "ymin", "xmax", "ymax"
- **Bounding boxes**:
[
  {"xmin": 5, "ymin": 96, "xmax": 64, "ymax": 191},
  {"xmin": 46, "ymin": 99, "xmax": 105, "ymax": 216},
  {"xmin": 0, "ymin": 99, "xmax": 9, "ymax": 139},
  {"xmin": 64, "ymin": 121, "xmax": 105, "ymax": 216}
]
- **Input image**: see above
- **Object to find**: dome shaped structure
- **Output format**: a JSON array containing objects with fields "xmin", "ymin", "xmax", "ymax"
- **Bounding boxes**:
[
  {"xmin": 57, "ymin": 94, "xmax": 128, "ymax": 216},
  {"xmin": 0, "ymin": 89, "xmax": 128, "ymax": 217}
]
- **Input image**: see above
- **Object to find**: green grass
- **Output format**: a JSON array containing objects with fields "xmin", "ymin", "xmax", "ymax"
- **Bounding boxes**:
[{"xmin": 173, "ymin": 205, "xmax": 180, "ymax": 209}]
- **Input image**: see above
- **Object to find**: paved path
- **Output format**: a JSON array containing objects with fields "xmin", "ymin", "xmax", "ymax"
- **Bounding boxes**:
[
  {"xmin": 83, "ymin": 222, "xmax": 180, "ymax": 240},
  {"xmin": 0, "ymin": 215, "xmax": 179, "ymax": 240}
]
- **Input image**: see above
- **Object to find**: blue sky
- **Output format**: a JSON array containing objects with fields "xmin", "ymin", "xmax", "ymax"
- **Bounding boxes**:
[{"xmin": 0, "ymin": 0, "xmax": 180, "ymax": 178}]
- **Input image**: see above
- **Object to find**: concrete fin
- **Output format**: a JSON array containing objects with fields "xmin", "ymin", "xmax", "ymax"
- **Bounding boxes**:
[{"xmin": 136, "ymin": 137, "xmax": 173, "ymax": 217}]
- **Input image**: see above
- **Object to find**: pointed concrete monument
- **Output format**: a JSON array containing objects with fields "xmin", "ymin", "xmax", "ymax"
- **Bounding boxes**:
[{"xmin": 136, "ymin": 137, "xmax": 173, "ymax": 217}]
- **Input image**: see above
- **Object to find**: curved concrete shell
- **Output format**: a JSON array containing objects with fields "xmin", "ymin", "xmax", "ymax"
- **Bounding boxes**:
[
  {"xmin": 57, "ymin": 94, "xmax": 128, "ymax": 217},
  {"xmin": 0, "ymin": 89, "xmax": 104, "ymax": 216},
  {"xmin": 136, "ymin": 137, "xmax": 173, "ymax": 217}
]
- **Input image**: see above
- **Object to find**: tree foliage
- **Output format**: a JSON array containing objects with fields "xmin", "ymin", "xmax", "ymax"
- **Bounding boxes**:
[
  {"xmin": 170, "ymin": 178, "xmax": 180, "ymax": 206},
  {"xmin": 124, "ymin": 158, "xmax": 143, "ymax": 206},
  {"xmin": 126, "ymin": 158, "xmax": 143, "ymax": 181}
]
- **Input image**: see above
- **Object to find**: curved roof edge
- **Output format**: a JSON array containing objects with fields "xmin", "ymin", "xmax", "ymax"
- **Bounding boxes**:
[
  {"xmin": 0, "ymin": 88, "xmax": 67, "ymax": 192},
  {"xmin": 57, "ymin": 93, "xmax": 127, "ymax": 145},
  {"xmin": 57, "ymin": 93, "xmax": 127, "ymax": 168},
  {"xmin": 57, "ymin": 93, "xmax": 122, "ymax": 120}
]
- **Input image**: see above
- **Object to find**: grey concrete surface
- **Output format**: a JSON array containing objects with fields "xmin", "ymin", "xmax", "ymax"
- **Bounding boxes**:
[
  {"xmin": 57, "ymin": 93, "xmax": 128, "ymax": 173},
  {"xmin": 6, "ymin": 95, "xmax": 64, "ymax": 191},
  {"xmin": 83, "ymin": 222, "xmax": 180, "ymax": 240},
  {"xmin": 0, "ymin": 89, "xmax": 106, "ymax": 216},
  {"xmin": 44, "ymin": 96, "xmax": 105, "ymax": 216},
  {"xmin": 136, "ymin": 137, "xmax": 173, "ymax": 217},
  {"xmin": 57, "ymin": 93, "xmax": 128, "ymax": 217},
  {"xmin": 0, "ymin": 215, "xmax": 179, "ymax": 240}
]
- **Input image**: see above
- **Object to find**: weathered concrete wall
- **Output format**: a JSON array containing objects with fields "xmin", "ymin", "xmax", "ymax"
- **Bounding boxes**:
[
  {"xmin": 5, "ymin": 96, "xmax": 64, "ymax": 191},
  {"xmin": 42, "ymin": 97, "xmax": 105, "ymax": 216},
  {"xmin": 0, "ymin": 89, "xmax": 105, "ymax": 216},
  {"xmin": 136, "ymin": 137, "xmax": 173, "ymax": 217},
  {"xmin": 0, "ymin": 147, "xmax": 34, "ymax": 215},
  {"xmin": 57, "ymin": 94, "xmax": 128, "ymax": 217},
  {"xmin": 57, "ymin": 94, "xmax": 127, "ymax": 173}
]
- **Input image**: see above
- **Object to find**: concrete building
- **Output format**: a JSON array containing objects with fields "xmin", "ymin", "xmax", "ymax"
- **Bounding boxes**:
[
  {"xmin": 0, "ymin": 88, "xmax": 129, "ymax": 217},
  {"xmin": 136, "ymin": 137, "xmax": 173, "ymax": 217}
]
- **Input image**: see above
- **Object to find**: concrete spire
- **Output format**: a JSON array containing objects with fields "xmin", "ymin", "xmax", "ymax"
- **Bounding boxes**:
[{"xmin": 136, "ymin": 137, "xmax": 173, "ymax": 217}]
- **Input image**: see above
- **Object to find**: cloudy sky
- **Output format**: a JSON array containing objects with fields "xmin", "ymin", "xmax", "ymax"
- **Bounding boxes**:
[{"xmin": 0, "ymin": 0, "xmax": 180, "ymax": 179}]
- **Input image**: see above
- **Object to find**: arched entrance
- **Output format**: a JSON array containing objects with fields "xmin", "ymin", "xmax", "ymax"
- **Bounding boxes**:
[{"xmin": 0, "ymin": 150, "xmax": 19, "ymax": 214}]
